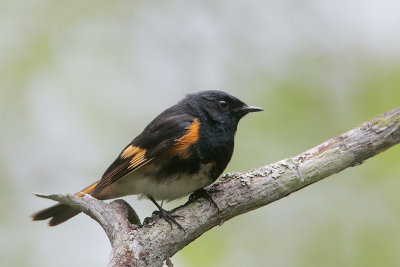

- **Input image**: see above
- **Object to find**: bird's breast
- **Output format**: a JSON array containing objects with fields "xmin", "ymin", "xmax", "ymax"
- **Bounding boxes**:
[{"xmin": 104, "ymin": 162, "xmax": 215, "ymax": 201}]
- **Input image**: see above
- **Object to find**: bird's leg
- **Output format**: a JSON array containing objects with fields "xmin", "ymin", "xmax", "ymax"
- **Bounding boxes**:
[
  {"xmin": 189, "ymin": 188, "xmax": 220, "ymax": 212},
  {"xmin": 147, "ymin": 195, "xmax": 185, "ymax": 232}
]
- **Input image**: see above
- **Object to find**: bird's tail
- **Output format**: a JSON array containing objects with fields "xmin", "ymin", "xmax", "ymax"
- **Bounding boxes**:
[{"xmin": 31, "ymin": 181, "xmax": 99, "ymax": 226}]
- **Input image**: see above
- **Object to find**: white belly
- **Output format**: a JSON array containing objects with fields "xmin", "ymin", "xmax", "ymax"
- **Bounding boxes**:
[{"xmin": 106, "ymin": 163, "xmax": 214, "ymax": 201}]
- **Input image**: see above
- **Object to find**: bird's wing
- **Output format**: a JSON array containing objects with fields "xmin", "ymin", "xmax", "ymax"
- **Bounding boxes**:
[{"xmin": 91, "ymin": 114, "xmax": 200, "ymax": 196}]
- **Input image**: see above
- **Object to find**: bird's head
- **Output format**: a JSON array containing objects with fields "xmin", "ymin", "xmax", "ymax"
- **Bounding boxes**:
[{"xmin": 185, "ymin": 90, "xmax": 263, "ymax": 125}]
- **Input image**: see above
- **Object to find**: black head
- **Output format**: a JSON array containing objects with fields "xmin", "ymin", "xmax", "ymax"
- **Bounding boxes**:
[{"xmin": 183, "ymin": 90, "xmax": 263, "ymax": 125}]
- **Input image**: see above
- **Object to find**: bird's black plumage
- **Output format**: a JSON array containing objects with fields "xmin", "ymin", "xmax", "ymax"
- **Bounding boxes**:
[{"xmin": 32, "ymin": 90, "xmax": 263, "ymax": 229}]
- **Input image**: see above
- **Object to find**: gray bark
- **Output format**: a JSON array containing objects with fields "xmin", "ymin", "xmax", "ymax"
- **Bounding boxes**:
[{"xmin": 36, "ymin": 107, "xmax": 400, "ymax": 267}]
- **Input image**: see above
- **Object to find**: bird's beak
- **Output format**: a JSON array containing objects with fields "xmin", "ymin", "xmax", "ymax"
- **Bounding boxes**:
[{"xmin": 238, "ymin": 105, "xmax": 264, "ymax": 113}]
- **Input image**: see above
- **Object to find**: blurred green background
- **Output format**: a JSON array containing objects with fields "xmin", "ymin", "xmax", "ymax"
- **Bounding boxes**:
[{"xmin": 1, "ymin": 0, "xmax": 400, "ymax": 266}]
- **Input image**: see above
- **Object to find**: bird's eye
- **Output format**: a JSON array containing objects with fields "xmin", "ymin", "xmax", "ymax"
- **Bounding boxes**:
[{"xmin": 218, "ymin": 100, "xmax": 228, "ymax": 110}]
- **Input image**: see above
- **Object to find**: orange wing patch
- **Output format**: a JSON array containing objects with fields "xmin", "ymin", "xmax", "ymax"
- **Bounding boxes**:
[
  {"xmin": 121, "ymin": 145, "xmax": 149, "ymax": 169},
  {"xmin": 128, "ymin": 147, "xmax": 148, "ymax": 169},
  {"xmin": 121, "ymin": 145, "xmax": 139, "ymax": 159},
  {"xmin": 172, "ymin": 119, "xmax": 200, "ymax": 159},
  {"xmin": 86, "ymin": 146, "xmax": 151, "ymax": 199}
]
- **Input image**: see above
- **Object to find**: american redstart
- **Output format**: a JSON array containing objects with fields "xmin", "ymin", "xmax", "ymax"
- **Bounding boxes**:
[{"xmin": 32, "ymin": 90, "xmax": 263, "ymax": 230}]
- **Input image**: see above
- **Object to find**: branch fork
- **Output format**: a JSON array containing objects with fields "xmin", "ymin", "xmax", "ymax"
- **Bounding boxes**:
[{"xmin": 35, "ymin": 107, "xmax": 400, "ymax": 267}]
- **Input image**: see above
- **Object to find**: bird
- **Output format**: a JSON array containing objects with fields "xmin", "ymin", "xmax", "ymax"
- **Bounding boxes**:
[{"xmin": 31, "ymin": 90, "xmax": 263, "ymax": 230}]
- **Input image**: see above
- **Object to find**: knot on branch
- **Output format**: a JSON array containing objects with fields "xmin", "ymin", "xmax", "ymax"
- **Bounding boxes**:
[{"xmin": 33, "ymin": 107, "xmax": 400, "ymax": 267}]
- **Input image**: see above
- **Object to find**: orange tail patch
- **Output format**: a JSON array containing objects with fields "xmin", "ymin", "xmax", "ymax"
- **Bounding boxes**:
[{"xmin": 75, "ymin": 182, "xmax": 98, "ymax": 197}]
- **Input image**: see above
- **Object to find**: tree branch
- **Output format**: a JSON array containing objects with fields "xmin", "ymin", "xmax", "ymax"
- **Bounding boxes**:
[{"xmin": 36, "ymin": 107, "xmax": 400, "ymax": 267}]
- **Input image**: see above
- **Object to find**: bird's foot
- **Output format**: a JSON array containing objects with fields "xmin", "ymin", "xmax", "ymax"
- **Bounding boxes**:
[
  {"xmin": 190, "ymin": 188, "xmax": 220, "ymax": 212},
  {"xmin": 155, "ymin": 208, "xmax": 185, "ymax": 232},
  {"xmin": 148, "ymin": 195, "xmax": 185, "ymax": 232}
]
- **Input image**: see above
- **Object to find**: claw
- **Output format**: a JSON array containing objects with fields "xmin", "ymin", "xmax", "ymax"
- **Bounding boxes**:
[
  {"xmin": 190, "ymin": 188, "xmax": 220, "ymax": 212},
  {"xmin": 148, "ymin": 195, "xmax": 185, "ymax": 232},
  {"xmin": 159, "ymin": 209, "xmax": 185, "ymax": 232}
]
